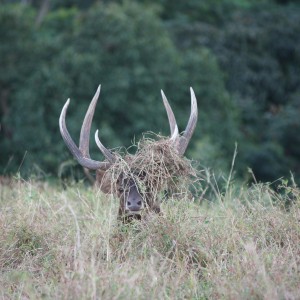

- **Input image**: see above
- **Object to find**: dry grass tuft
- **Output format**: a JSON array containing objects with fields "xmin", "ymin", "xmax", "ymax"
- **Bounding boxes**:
[{"xmin": 106, "ymin": 134, "xmax": 198, "ymax": 202}]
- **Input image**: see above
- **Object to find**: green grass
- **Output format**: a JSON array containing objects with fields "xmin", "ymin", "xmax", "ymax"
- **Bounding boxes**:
[{"xmin": 0, "ymin": 178, "xmax": 300, "ymax": 299}]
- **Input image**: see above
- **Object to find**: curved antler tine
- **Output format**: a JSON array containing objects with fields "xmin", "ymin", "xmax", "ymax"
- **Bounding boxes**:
[
  {"xmin": 95, "ymin": 130, "xmax": 116, "ymax": 163},
  {"xmin": 177, "ymin": 87, "xmax": 198, "ymax": 156},
  {"xmin": 59, "ymin": 98, "xmax": 110, "ymax": 170},
  {"xmin": 79, "ymin": 85, "xmax": 101, "ymax": 158},
  {"xmin": 170, "ymin": 124, "xmax": 179, "ymax": 142},
  {"xmin": 161, "ymin": 90, "xmax": 179, "ymax": 137}
]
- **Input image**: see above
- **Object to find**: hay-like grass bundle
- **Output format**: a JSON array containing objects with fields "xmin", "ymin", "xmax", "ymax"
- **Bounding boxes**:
[{"xmin": 106, "ymin": 134, "xmax": 198, "ymax": 204}]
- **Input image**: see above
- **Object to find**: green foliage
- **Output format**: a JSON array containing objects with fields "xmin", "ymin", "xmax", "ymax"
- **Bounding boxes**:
[
  {"xmin": 1, "ymin": 0, "xmax": 300, "ymax": 183},
  {"xmin": 170, "ymin": 3, "xmax": 300, "ymax": 182},
  {"xmin": 0, "ymin": 5, "xmax": 38, "ymax": 173},
  {"xmin": 0, "ymin": 1, "xmax": 238, "ymax": 178},
  {"xmin": 222, "ymin": 6, "xmax": 300, "ymax": 182},
  {"xmin": 67, "ymin": 1, "xmax": 182, "ymax": 140},
  {"xmin": 136, "ymin": 0, "xmax": 277, "ymax": 24},
  {"xmin": 2, "ymin": 2, "xmax": 180, "ymax": 175},
  {"xmin": 181, "ymin": 48, "xmax": 240, "ymax": 164}
]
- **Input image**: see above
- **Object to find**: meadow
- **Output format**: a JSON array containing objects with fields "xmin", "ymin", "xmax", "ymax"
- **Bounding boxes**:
[
  {"xmin": 0, "ymin": 176, "xmax": 299, "ymax": 299},
  {"xmin": 1, "ymin": 2, "xmax": 300, "ymax": 298}
]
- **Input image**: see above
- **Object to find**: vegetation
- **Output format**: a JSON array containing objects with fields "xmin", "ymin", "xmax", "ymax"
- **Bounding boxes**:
[
  {"xmin": 1, "ymin": 1, "xmax": 300, "ymax": 297},
  {"xmin": 1, "ymin": 177, "xmax": 300, "ymax": 298},
  {"xmin": 1, "ymin": 0, "xmax": 300, "ymax": 183}
]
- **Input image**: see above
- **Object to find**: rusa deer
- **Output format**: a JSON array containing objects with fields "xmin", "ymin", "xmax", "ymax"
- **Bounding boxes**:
[{"xmin": 59, "ymin": 86, "xmax": 197, "ymax": 221}]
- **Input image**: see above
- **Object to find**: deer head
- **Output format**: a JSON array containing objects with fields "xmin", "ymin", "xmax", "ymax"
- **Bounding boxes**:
[{"xmin": 59, "ymin": 86, "xmax": 198, "ymax": 221}]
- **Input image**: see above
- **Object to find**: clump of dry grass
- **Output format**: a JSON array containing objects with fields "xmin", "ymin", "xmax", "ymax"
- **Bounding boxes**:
[
  {"xmin": 106, "ymin": 134, "xmax": 198, "ymax": 201},
  {"xmin": 1, "ymin": 176, "xmax": 300, "ymax": 299}
]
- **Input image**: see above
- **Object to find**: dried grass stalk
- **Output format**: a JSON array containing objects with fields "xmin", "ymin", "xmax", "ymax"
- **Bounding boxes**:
[{"xmin": 106, "ymin": 133, "xmax": 198, "ymax": 204}]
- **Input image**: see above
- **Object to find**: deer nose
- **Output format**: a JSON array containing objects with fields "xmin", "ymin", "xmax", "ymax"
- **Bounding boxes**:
[{"xmin": 126, "ymin": 200, "xmax": 143, "ymax": 211}]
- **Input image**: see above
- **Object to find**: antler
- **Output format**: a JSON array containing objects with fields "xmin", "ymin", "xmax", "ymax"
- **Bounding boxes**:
[
  {"xmin": 59, "ymin": 85, "xmax": 115, "ymax": 170},
  {"xmin": 60, "ymin": 85, "xmax": 197, "ymax": 169},
  {"xmin": 161, "ymin": 87, "xmax": 198, "ymax": 156}
]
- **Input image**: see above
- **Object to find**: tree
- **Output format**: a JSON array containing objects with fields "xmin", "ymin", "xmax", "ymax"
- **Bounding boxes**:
[{"xmin": 169, "ymin": 3, "xmax": 300, "ymax": 182}]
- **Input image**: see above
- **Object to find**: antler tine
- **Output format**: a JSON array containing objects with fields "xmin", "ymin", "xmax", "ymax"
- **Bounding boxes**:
[
  {"xmin": 161, "ymin": 90, "xmax": 179, "ymax": 138},
  {"xmin": 161, "ymin": 88, "xmax": 198, "ymax": 155},
  {"xmin": 79, "ymin": 85, "xmax": 101, "ymax": 158},
  {"xmin": 59, "ymin": 90, "xmax": 111, "ymax": 170},
  {"xmin": 95, "ymin": 130, "xmax": 116, "ymax": 163},
  {"xmin": 79, "ymin": 85, "xmax": 116, "ymax": 162},
  {"xmin": 79, "ymin": 85, "xmax": 116, "ymax": 163},
  {"xmin": 177, "ymin": 87, "xmax": 198, "ymax": 156},
  {"xmin": 170, "ymin": 125, "xmax": 179, "ymax": 142}
]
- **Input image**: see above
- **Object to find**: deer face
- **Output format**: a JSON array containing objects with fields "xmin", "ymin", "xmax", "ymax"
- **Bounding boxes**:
[
  {"xmin": 59, "ymin": 85, "xmax": 198, "ymax": 222},
  {"xmin": 118, "ymin": 175, "xmax": 144, "ymax": 213}
]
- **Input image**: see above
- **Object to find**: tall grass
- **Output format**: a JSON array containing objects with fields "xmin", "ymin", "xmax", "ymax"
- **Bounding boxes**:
[{"xmin": 0, "ymin": 177, "xmax": 299, "ymax": 299}]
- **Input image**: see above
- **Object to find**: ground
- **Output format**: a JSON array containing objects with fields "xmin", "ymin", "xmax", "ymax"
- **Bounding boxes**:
[{"xmin": 0, "ymin": 178, "xmax": 299, "ymax": 299}]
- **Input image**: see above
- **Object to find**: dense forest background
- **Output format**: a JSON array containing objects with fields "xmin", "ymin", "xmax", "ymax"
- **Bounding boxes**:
[{"xmin": 1, "ymin": 0, "xmax": 300, "ymax": 183}]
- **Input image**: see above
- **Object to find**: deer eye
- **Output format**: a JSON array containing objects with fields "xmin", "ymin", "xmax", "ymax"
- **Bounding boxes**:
[{"xmin": 118, "ymin": 187, "xmax": 124, "ymax": 193}]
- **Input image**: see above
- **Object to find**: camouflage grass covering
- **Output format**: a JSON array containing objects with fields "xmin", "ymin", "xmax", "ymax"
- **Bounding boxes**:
[{"xmin": 105, "ymin": 134, "xmax": 199, "ymax": 203}]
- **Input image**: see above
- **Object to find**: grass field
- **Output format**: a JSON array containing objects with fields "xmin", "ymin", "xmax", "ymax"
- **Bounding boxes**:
[{"xmin": 0, "ymin": 177, "xmax": 300, "ymax": 299}]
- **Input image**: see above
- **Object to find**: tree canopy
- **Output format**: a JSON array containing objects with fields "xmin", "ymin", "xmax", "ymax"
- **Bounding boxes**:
[{"xmin": 1, "ymin": 0, "xmax": 299, "ymax": 183}]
